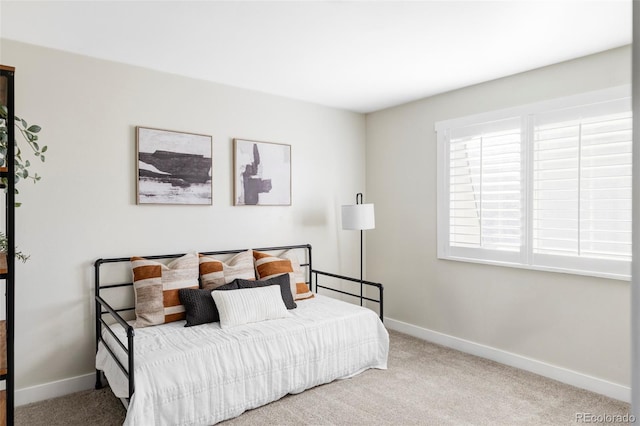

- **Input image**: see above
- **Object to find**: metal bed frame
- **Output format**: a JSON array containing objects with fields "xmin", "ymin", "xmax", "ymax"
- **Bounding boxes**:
[{"xmin": 94, "ymin": 243, "xmax": 384, "ymax": 402}]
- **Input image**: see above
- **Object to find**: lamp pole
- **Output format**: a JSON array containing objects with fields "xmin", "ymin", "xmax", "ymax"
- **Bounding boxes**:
[
  {"xmin": 356, "ymin": 192, "xmax": 364, "ymax": 306},
  {"xmin": 341, "ymin": 193, "xmax": 374, "ymax": 307}
]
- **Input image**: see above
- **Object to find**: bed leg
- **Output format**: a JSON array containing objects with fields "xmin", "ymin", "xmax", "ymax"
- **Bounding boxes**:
[{"xmin": 95, "ymin": 370, "xmax": 103, "ymax": 390}]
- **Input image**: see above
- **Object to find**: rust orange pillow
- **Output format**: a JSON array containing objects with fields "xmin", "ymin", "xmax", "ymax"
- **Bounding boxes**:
[
  {"xmin": 253, "ymin": 250, "xmax": 314, "ymax": 301},
  {"xmin": 131, "ymin": 252, "xmax": 199, "ymax": 328},
  {"xmin": 199, "ymin": 250, "xmax": 255, "ymax": 290}
]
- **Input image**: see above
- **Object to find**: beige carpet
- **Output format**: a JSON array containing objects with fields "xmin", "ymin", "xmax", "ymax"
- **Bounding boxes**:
[{"xmin": 16, "ymin": 330, "xmax": 630, "ymax": 425}]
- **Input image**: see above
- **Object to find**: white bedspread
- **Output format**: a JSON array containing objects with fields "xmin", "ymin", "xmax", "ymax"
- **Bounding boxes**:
[{"xmin": 96, "ymin": 294, "xmax": 389, "ymax": 425}]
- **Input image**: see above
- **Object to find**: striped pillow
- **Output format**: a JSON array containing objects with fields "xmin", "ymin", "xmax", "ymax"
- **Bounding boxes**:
[
  {"xmin": 282, "ymin": 251, "xmax": 314, "ymax": 300},
  {"xmin": 199, "ymin": 249, "xmax": 255, "ymax": 290},
  {"xmin": 253, "ymin": 250, "xmax": 314, "ymax": 301},
  {"xmin": 131, "ymin": 252, "xmax": 199, "ymax": 328}
]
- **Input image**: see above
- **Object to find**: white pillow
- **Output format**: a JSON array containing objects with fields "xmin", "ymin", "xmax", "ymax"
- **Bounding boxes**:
[{"xmin": 211, "ymin": 285, "xmax": 291, "ymax": 329}]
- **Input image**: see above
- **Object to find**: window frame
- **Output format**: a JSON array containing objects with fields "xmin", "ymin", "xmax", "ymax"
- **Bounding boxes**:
[{"xmin": 436, "ymin": 85, "xmax": 632, "ymax": 281}]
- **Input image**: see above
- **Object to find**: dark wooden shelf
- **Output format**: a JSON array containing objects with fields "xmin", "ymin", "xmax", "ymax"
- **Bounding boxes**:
[
  {"xmin": 1, "ymin": 63, "xmax": 14, "ymax": 426},
  {"xmin": 0, "ymin": 390, "xmax": 5, "ymax": 426},
  {"xmin": 0, "ymin": 320, "xmax": 5, "ymax": 379}
]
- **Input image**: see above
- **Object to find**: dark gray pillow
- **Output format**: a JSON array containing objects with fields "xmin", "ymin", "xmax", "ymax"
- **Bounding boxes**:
[
  {"xmin": 234, "ymin": 275, "xmax": 297, "ymax": 310},
  {"xmin": 179, "ymin": 282, "xmax": 238, "ymax": 327}
]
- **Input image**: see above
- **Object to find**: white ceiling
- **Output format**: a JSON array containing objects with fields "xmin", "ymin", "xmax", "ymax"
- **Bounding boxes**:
[{"xmin": 0, "ymin": 1, "xmax": 632, "ymax": 113}]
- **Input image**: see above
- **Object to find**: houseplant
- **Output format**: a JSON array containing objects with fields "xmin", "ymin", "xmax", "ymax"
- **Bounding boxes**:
[
  {"xmin": 0, "ymin": 105, "xmax": 47, "ymax": 262},
  {"xmin": 0, "ymin": 105, "xmax": 46, "ymax": 198}
]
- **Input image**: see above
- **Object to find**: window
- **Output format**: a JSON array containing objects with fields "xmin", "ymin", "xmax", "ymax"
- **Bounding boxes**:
[{"xmin": 436, "ymin": 86, "xmax": 631, "ymax": 280}]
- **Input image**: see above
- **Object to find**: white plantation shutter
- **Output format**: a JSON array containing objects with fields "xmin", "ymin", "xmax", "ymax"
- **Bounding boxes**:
[
  {"xmin": 449, "ymin": 118, "xmax": 522, "ymax": 256},
  {"xmin": 437, "ymin": 86, "xmax": 631, "ymax": 280},
  {"xmin": 449, "ymin": 136, "xmax": 481, "ymax": 247},
  {"xmin": 533, "ymin": 102, "xmax": 632, "ymax": 264},
  {"xmin": 533, "ymin": 120, "xmax": 580, "ymax": 256},
  {"xmin": 579, "ymin": 113, "xmax": 632, "ymax": 261}
]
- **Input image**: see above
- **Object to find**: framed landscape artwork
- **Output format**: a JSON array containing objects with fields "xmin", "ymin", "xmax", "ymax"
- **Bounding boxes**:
[
  {"xmin": 136, "ymin": 127, "xmax": 213, "ymax": 205},
  {"xmin": 233, "ymin": 139, "xmax": 291, "ymax": 206}
]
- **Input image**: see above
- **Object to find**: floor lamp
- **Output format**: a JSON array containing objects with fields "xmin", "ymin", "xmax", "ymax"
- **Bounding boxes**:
[{"xmin": 341, "ymin": 193, "xmax": 375, "ymax": 306}]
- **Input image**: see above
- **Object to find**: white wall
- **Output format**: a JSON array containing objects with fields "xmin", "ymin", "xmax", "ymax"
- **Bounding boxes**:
[
  {"xmin": 0, "ymin": 39, "xmax": 367, "ymax": 392},
  {"xmin": 0, "ymin": 37, "xmax": 631, "ymax": 402},
  {"xmin": 366, "ymin": 46, "xmax": 632, "ymax": 388}
]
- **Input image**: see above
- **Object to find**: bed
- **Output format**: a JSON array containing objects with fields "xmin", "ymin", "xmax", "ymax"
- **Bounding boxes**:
[{"xmin": 94, "ymin": 244, "xmax": 388, "ymax": 425}]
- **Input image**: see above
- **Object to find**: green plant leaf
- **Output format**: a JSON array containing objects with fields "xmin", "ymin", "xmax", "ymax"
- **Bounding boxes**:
[{"xmin": 0, "ymin": 112, "xmax": 46, "ymax": 207}]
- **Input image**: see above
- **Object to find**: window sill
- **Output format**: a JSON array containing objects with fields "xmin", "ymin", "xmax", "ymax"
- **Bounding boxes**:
[{"xmin": 437, "ymin": 254, "xmax": 630, "ymax": 282}]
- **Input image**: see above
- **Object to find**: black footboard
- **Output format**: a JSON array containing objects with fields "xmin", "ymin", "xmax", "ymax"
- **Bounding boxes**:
[
  {"xmin": 312, "ymin": 270, "xmax": 384, "ymax": 321},
  {"xmin": 94, "ymin": 264, "xmax": 136, "ymax": 399}
]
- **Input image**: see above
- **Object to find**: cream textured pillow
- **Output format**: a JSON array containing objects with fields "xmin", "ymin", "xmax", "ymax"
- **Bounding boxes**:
[
  {"xmin": 131, "ymin": 252, "xmax": 199, "ymax": 328},
  {"xmin": 211, "ymin": 285, "xmax": 291, "ymax": 329},
  {"xmin": 199, "ymin": 250, "xmax": 255, "ymax": 290}
]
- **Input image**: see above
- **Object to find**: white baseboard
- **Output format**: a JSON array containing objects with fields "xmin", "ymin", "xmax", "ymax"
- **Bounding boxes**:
[
  {"xmin": 15, "ymin": 373, "xmax": 95, "ymax": 406},
  {"xmin": 385, "ymin": 317, "xmax": 631, "ymax": 403}
]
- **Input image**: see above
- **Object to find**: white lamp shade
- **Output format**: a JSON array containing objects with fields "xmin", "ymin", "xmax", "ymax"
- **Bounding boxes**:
[{"xmin": 341, "ymin": 204, "xmax": 375, "ymax": 230}]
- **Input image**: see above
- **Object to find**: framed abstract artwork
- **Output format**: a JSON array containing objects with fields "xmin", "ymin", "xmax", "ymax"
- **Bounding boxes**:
[
  {"xmin": 233, "ymin": 138, "xmax": 291, "ymax": 206},
  {"xmin": 136, "ymin": 126, "xmax": 213, "ymax": 205}
]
